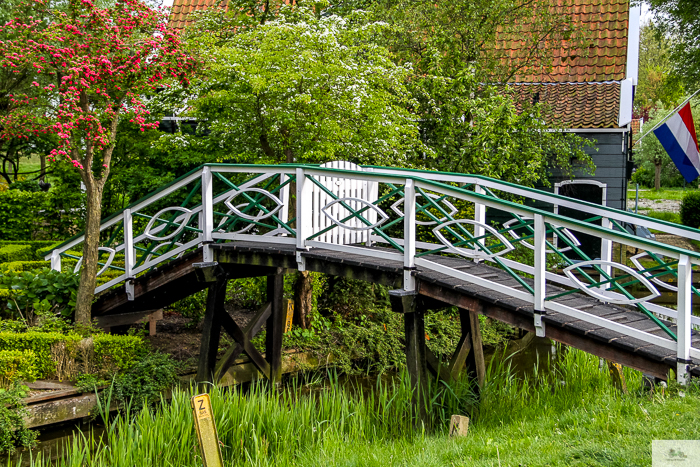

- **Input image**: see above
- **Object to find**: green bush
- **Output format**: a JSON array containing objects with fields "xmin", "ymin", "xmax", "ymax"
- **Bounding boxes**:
[
  {"xmin": 35, "ymin": 242, "xmax": 61, "ymax": 260},
  {"xmin": 0, "ymin": 261, "xmax": 48, "ymax": 272},
  {"xmin": 0, "ymin": 189, "xmax": 83, "ymax": 241},
  {"xmin": 0, "ymin": 350, "xmax": 37, "ymax": 386},
  {"xmin": 0, "ymin": 267, "xmax": 79, "ymax": 319},
  {"xmin": 93, "ymin": 334, "xmax": 147, "ymax": 374},
  {"xmin": 0, "ymin": 241, "xmax": 59, "ymax": 260},
  {"xmin": 680, "ymin": 191, "xmax": 700, "ymax": 229},
  {"xmin": 0, "ymin": 244, "xmax": 34, "ymax": 263},
  {"xmin": 0, "ymin": 332, "xmax": 81, "ymax": 379},
  {"xmin": 112, "ymin": 352, "xmax": 179, "ymax": 409},
  {"xmin": 0, "ymin": 383, "xmax": 37, "ymax": 455}
]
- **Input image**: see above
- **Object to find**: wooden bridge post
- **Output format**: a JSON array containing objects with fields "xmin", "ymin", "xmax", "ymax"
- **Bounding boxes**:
[
  {"xmin": 459, "ymin": 308, "xmax": 486, "ymax": 390},
  {"xmin": 196, "ymin": 277, "xmax": 228, "ymax": 385},
  {"xmin": 390, "ymin": 290, "xmax": 428, "ymax": 423},
  {"xmin": 266, "ymin": 271, "xmax": 285, "ymax": 383}
]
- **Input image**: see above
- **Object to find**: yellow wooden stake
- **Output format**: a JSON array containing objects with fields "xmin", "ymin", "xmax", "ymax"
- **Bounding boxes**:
[
  {"xmin": 284, "ymin": 299, "xmax": 294, "ymax": 333},
  {"xmin": 191, "ymin": 393, "xmax": 224, "ymax": 467}
]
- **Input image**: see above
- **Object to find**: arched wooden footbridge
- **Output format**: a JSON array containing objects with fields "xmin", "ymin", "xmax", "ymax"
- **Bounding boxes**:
[{"xmin": 45, "ymin": 163, "xmax": 700, "ymax": 396}]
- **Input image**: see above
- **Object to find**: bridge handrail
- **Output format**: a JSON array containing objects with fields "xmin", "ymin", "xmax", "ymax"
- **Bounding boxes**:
[
  {"xmin": 43, "ymin": 163, "xmax": 699, "ymax": 383},
  {"xmin": 43, "ymin": 163, "xmax": 700, "ymax": 259}
]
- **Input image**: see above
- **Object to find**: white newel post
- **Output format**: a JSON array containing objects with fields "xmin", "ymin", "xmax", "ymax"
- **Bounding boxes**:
[
  {"xmin": 677, "ymin": 254, "xmax": 692, "ymax": 384},
  {"xmin": 474, "ymin": 184, "xmax": 486, "ymax": 262},
  {"xmin": 50, "ymin": 250, "xmax": 61, "ymax": 272},
  {"xmin": 279, "ymin": 172, "xmax": 290, "ymax": 234},
  {"xmin": 404, "ymin": 179, "xmax": 416, "ymax": 292},
  {"xmin": 296, "ymin": 168, "xmax": 313, "ymax": 270},
  {"xmin": 123, "ymin": 209, "xmax": 135, "ymax": 301},
  {"xmin": 534, "ymin": 214, "xmax": 546, "ymax": 337},
  {"xmin": 201, "ymin": 167, "xmax": 214, "ymax": 262},
  {"xmin": 600, "ymin": 217, "xmax": 612, "ymax": 292}
]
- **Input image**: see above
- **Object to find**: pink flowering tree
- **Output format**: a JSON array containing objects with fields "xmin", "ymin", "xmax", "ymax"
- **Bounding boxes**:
[{"xmin": 0, "ymin": 0, "xmax": 197, "ymax": 323}]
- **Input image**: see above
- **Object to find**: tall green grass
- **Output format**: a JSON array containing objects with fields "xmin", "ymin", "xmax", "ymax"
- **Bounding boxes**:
[{"xmin": 11, "ymin": 347, "xmax": 699, "ymax": 467}]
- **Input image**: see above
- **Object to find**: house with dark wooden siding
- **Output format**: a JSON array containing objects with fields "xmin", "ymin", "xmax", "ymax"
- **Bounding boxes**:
[{"xmin": 506, "ymin": 0, "xmax": 641, "ymax": 211}]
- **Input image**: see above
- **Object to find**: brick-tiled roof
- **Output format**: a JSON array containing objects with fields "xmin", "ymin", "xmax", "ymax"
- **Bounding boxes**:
[
  {"xmin": 514, "ymin": 83, "xmax": 621, "ymax": 129},
  {"xmin": 169, "ymin": 0, "xmax": 228, "ymax": 29},
  {"xmin": 500, "ymin": 0, "xmax": 630, "ymax": 84},
  {"xmin": 502, "ymin": 0, "xmax": 631, "ymax": 128}
]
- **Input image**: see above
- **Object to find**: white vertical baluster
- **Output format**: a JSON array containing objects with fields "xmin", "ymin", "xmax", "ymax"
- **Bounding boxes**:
[
  {"xmin": 474, "ymin": 185, "xmax": 486, "ymax": 262},
  {"xmin": 534, "ymin": 213, "xmax": 546, "ymax": 337},
  {"xmin": 296, "ymin": 168, "xmax": 313, "ymax": 270},
  {"xmin": 279, "ymin": 173, "xmax": 289, "ymax": 235},
  {"xmin": 600, "ymin": 217, "xmax": 613, "ymax": 292},
  {"xmin": 677, "ymin": 254, "xmax": 692, "ymax": 385},
  {"xmin": 366, "ymin": 168, "xmax": 378, "ymax": 246},
  {"xmin": 201, "ymin": 167, "xmax": 214, "ymax": 262},
  {"xmin": 404, "ymin": 179, "xmax": 416, "ymax": 292},
  {"xmin": 123, "ymin": 208, "xmax": 135, "ymax": 300},
  {"xmin": 51, "ymin": 250, "xmax": 61, "ymax": 272}
]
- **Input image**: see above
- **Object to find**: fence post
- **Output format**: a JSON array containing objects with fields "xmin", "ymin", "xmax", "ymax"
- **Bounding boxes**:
[
  {"xmin": 534, "ymin": 214, "xmax": 546, "ymax": 337},
  {"xmin": 123, "ymin": 209, "xmax": 135, "ymax": 301},
  {"xmin": 404, "ymin": 179, "xmax": 416, "ymax": 292},
  {"xmin": 677, "ymin": 254, "xmax": 692, "ymax": 385},
  {"xmin": 50, "ymin": 250, "xmax": 61, "ymax": 272},
  {"xmin": 279, "ymin": 172, "xmax": 290, "ymax": 235},
  {"xmin": 201, "ymin": 167, "xmax": 214, "ymax": 262},
  {"xmin": 473, "ymin": 184, "xmax": 486, "ymax": 262},
  {"xmin": 600, "ymin": 217, "xmax": 612, "ymax": 293},
  {"xmin": 296, "ymin": 168, "xmax": 312, "ymax": 270}
]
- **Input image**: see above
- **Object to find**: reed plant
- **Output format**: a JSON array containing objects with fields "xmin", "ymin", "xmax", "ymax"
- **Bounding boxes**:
[{"xmin": 10, "ymin": 346, "xmax": 700, "ymax": 467}]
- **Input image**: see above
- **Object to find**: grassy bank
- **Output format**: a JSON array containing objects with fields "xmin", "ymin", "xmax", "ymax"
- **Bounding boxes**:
[{"xmin": 11, "ymin": 347, "xmax": 700, "ymax": 467}]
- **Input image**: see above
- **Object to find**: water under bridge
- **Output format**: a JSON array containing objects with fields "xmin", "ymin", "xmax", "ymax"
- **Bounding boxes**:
[{"xmin": 44, "ymin": 162, "xmax": 700, "ymax": 395}]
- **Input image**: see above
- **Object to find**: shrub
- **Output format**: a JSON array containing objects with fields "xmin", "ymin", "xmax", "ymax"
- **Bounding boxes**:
[
  {"xmin": 0, "ymin": 332, "xmax": 81, "ymax": 379},
  {"xmin": 9, "ymin": 180, "xmax": 43, "ymax": 192},
  {"xmin": 0, "ymin": 383, "xmax": 37, "ymax": 455},
  {"xmin": 0, "ymin": 189, "xmax": 84, "ymax": 241},
  {"xmin": 112, "ymin": 352, "xmax": 179, "ymax": 409},
  {"xmin": 0, "ymin": 244, "xmax": 34, "ymax": 263},
  {"xmin": 0, "ymin": 241, "xmax": 59, "ymax": 260},
  {"xmin": 0, "ymin": 267, "xmax": 79, "ymax": 319},
  {"xmin": 680, "ymin": 191, "xmax": 700, "ymax": 229},
  {"xmin": 93, "ymin": 334, "xmax": 147, "ymax": 374},
  {"xmin": 0, "ymin": 261, "xmax": 48, "ymax": 273},
  {"xmin": 0, "ymin": 350, "xmax": 37, "ymax": 387}
]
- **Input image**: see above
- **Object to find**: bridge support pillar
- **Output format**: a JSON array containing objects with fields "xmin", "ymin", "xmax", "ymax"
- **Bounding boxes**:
[
  {"xmin": 390, "ymin": 289, "xmax": 428, "ymax": 423},
  {"xmin": 266, "ymin": 271, "xmax": 285, "ymax": 384},
  {"xmin": 459, "ymin": 308, "xmax": 486, "ymax": 391},
  {"xmin": 196, "ymin": 277, "xmax": 228, "ymax": 386}
]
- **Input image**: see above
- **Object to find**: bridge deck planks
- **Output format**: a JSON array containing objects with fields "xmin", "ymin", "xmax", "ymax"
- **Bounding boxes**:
[{"xmin": 91, "ymin": 241, "xmax": 699, "ymax": 380}]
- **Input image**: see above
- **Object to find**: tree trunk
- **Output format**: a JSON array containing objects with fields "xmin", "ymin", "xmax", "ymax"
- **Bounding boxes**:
[
  {"xmin": 293, "ymin": 270, "xmax": 313, "ymax": 329},
  {"xmin": 73, "ymin": 182, "xmax": 105, "ymax": 324},
  {"xmin": 654, "ymin": 161, "xmax": 662, "ymax": 191}
]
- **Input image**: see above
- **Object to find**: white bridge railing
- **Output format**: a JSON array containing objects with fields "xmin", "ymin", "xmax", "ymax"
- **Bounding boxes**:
[{"xmin": 45, "ymin": 163, "xmax": 700, "ymax": 383}]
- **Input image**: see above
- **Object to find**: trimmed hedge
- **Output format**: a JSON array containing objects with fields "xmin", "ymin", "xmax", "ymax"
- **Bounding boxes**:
[
  {"xmin": 0, "ymin": 261, "xmax": 48, "ymax": 273},
  {"xmin": 0, "ymin": 332, "xmax": 147, "ymax": 379},
  {"xmin": 0, "ymin": 332, "xmax": 81, "ymax": 379},
  {"xmin": 93, "ymin": 334, "xmax": 146, "ymax": 373},
  {"xmin": 0, "ymin": 241, "xmax": 57, "ymax": 260},
  {"xmin": 0, "ymin": 349, "xmax": 37, "ymax": 386},
  {"xmin": 0, "ymin": 245, "xmax": 34, "ymax": 263}
]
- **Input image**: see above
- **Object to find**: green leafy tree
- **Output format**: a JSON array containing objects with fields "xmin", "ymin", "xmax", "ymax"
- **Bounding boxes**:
[
  {"xmin": 635, "ymin": 22, "xmax": 686, "ymax": 119},
  {"xmin": 158, "ymin": 6, "xmax": 423, "ymax": 166},
  {"xmin": 647, "ymin": 0, "xmax": 700, "ymax": 89}
]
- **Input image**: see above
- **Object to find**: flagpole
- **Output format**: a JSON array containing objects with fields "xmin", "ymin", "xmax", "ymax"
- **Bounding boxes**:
[{"xmin": 633, "ymin": 88, "xmax": 700, "ymax": 147}]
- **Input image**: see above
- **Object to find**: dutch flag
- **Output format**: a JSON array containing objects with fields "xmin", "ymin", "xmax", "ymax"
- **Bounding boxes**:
[{"xmin": 653, "ymin": 103, "xmax": 700, "ymax": 182}]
